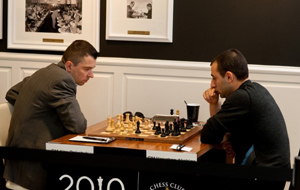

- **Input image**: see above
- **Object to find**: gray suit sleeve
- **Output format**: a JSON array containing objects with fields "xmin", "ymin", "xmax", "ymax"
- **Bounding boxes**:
[{"xmin": 49, "ymin": 77, "xmax": 87, "ymax": 134}]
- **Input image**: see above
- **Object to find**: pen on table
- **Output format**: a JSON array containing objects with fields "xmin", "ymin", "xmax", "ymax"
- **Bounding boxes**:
[
  {"xmin": 177, "ymin": 144, "xmax": 185, "ymax": 151},
  {"xmin": 82, "ymin": 136, "xmax": 107, "ymax": 142}
]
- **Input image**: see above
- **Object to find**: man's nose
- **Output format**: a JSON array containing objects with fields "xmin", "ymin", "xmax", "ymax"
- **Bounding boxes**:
[
  {"xmin": 210, "ymin": 79, "xmax": 216, "ymax": 88},
  {"xmin": 88, "ymin": 70, "xmax": 94, "ymax": 78}
]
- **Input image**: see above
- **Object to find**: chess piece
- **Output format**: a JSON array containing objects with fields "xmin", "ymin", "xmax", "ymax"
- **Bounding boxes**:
[
  {"xmin": 165, "ymin": 121, "xmax": 169, "ymax": 128},
  {"xmin": 120, "ymin": 121, "xmax": 125, "ymax": 132},
  {"xmin": 132, "ymin": 117, "xmax": 136, "ymax": 129},
  {"xmin": 165, "ymin": 124, "xmax": 170, "ymax": 136},
  {"xmin": 157, "ymin": 123, "xmax": 161, "ymax": 132},
  {"xmin": 154, "ymin": 123, "xmax": 162, "ymax": 135},
  {"xmin": 176, "ymin": 110, "xmax": 180, "ymax": 123},
  {"xmin": 160, "ymin": 128, "xmax": 166, "ymax": 138},
  {"xmin": 180, "ymin": 118, "xmax": 186, "ymax": 132},
  {"xmin": 169, "ymin": 123, "xmax": 173, "ymax": 132},
  {"xmin": 116, "ymin": 114, "xmax": 121, "ymax": 127},
  {"xmin": 135, "ymin": 116, "xmax": 140, "ymax": 123},
  {"xmin": 136, "ymin": 116, "xmax": 142, "ymax": 129},
  {"xmin": 154, "ymin": 128, "xmax": 161, "ymax": 135},
  {"xmin": 115, "ymin": 125, "xmax": 120, "ymax": 134},
  {"xmin": 170, "ymin": 109, "xmax": 174, "ymax": 115},
  {"xmin": 175, "ymin": 123, "xmax": 181, "ymax": 136},
  {"xmin": 107, "ymin": 115, "xmax": 111, "ymax": 127},
  {"xmin": 124, "ymin": 113, "xmax": 130, "ymax": 124},
  {"xmin": 127, "ymin": 121, "xmax": 133, "ymax": 132},
  {"xmin": 180, "ymin": 124, "xmax": 186, "ymax": 132},
  {"xmin": 171, "ymin": 128, "xmax": 176, "ymax": 136},
  {"xmin": 152, "ymin": 121, "xmax": 157, "ymax": 130},
  {"xmin": 135, "ymin": 121, "xmax": 141, "ymax": 134},
  {"xmin": 143, "ymin": 120, "xmax": 150, "ymax": 130},
  {"xmin": 171, "ymin": 122, "xmax": 180, "ymax": 136},
  {"xmin": 121, "ymin": 122, "xmax": 128, "ymax": 135},
  {"xmin": 106, "ymin": 115, "xmax": 111, "ymax": 122},
  {"xmin": 110, "ymin": 119, "xmax": 116, "ymax": 132},
  {"xmin": 186, "ymin": 117, "xmax": 193, "ymax": 129},
  {"xmin": 105, "ymin": 115, "xmax": 113, "ymax": 132}
]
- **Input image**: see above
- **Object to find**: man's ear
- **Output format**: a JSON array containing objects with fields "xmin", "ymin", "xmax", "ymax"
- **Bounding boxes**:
[
  {"xmin": 65, "ymin": 61, "xmax": 73, "ymax": 72},
  {"xmin": 225, "ymin": 71, "xmax": 234, "ymax": 83}
]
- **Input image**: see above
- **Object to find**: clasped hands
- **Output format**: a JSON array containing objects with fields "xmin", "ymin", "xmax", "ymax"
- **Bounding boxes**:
[
  {"xmin": 203, "ymin": 87, "xmax": 219, "ymax": 104},
  {"xmin": 222, "ymin": 141, "xmax": 236, "ymax": 158}
]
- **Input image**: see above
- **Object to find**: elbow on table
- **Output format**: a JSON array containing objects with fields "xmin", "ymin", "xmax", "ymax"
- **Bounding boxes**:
[
  {"xmin": 67, "ymin": 119, "xmax": 87, "ymax": 134},
  {"xmin": 76, "ymin": 126, "xmax": 87, "ymax": 134},
  {"xmin": 200, "ymin": 135, "xmax": 210, "ymax": 144},
  {"xmin": 77, "ymin": 120, "xmax": 87, "ymax": 133},
  {"xmin": 200, "ymin": 134, "xmax": 223, "ymax": 144}
]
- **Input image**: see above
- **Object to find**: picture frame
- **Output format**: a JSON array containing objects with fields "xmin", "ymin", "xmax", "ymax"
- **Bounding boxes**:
[
  {"xmin": 106, "ymin": 0, "xmax": 173, "ymax": 43},
  {"xmin": 0, "ymin": 0, "xmax": 3, "ymax": 39},
  {"xmin": 7, "ymin": 0, "xmax": 100, "ymax": 51}
]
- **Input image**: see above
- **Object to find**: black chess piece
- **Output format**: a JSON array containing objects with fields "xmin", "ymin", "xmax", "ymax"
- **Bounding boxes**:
[
  {"xmin": 173, "ymin": 120, "xmax": 177, "ymax": 128},
  {"xmin": 171, "ymin": 121, "xmax": 177, "ymax": 136},
  {"xmin": 170, "ymin": 109, "xmax": 174, "ymax": 115},
  {"xmin": 165, "ymin": 124, "xmax": 170, "ymax": 136},
  {"xmin": 171, "ymin": 128, "xmax": 177, "ymax": 136},
  {"xmin": 135, "ymin": 120, "xmax": 141, "ymax": 134},
  {"xmin": 165, "ymin": 121, "xmax": 169, "ymax": 128},
  {"xmin": 154, "ymin": 123, "xmax": 161, "ymax": 135},
  {"xmin": 180, "ymin": 120, "xmax": 186, "ymax": 132},
  {"xmin": 152, "ymin": 121, "xmax": 157, "ymax": 130},
  {"xmin": 180, "ymin": 118, "xmax": 186, "ymax": 124},
  {"xmin": 172, "ymin": 122, "xmax": 180, "ymax": 136},
  {"xmin": 175, "ymin": 122, "xmax": 181, "ymax": 136},
  {"xmin": 158, "ymin": 123, "xmax": 161, "ymax": 131},
  {"xmin": 160, "ymin": 128, "xmax": 166, "ymax": 138},
  {"xmin": 169, "ymin": 123, "xmax": 173, "ymax": 132},
  {"xmin": 186, "ymin": 117, "xmax": 193, "ymax": 129}
]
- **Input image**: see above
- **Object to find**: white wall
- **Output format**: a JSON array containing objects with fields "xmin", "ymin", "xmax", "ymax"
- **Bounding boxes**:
[{"xmin": 1, "ymin": 52, "xmax": 299, "ymax": 167}]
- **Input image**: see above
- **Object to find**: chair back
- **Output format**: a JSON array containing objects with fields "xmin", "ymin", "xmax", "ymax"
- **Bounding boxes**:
[
  {"xmin": 0, "ymin": 103, "xmax": 29, "ymax": 190},
  {"xmin": 0, "ymin": 102, "xmax": 13, "ymax": 146}
]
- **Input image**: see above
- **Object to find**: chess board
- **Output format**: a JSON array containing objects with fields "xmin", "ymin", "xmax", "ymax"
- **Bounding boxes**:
[{"xmin": 87, "ymin": 119, "xmax": 204, "ymax": 144}]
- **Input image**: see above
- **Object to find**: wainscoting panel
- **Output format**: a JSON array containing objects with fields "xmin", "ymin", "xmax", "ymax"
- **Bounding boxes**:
[
  {"xmin": 123, "ymin": 73, "xmax": 210, "ymax": 121},
  {"xmin": 0, "ymin": 67, "xmax": 12, "ymax": 102},
  {"xmin": 76, "ymin": 72, "xmax": 114, "ymax": 126}
]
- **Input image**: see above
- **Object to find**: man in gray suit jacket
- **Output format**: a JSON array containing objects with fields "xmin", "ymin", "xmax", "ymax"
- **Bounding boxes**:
[{"xmin": 4, "ymin": 40, "xmax": 98, "ymax": 190}]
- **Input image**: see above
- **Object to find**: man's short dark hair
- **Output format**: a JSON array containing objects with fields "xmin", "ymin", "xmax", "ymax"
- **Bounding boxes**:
[
  {"xmin": 62, "ymin": 40, "xmax": 98, "ymax": 66},
  {"xmin": 211, "ymin": 48, "xmax": 249, "ymax": 81}
]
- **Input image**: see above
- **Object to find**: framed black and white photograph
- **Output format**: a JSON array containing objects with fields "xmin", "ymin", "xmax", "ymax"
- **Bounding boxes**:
[
  {"xmin": 106, "ymin": 0, "xmax": 173, "ymax": 43},
  {"xmin": 0, "ymin": 0, "xmax": 3, "ymax": 39},
  {"xmin": 8, "ymin": 0, "xmax": 100, "ymax": 51}
]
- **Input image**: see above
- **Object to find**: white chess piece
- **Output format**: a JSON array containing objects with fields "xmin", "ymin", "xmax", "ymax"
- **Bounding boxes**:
[
  {"xmin": 105, "ymin": 115, "xmax": 113, "ymax": 132},
  {"xmin": 124, "ymin": 113, "xmax": 130, "ymax": 124},
  {"xmin": 127, "ymin": 121, "xmax": 133, "ymax": 132}
]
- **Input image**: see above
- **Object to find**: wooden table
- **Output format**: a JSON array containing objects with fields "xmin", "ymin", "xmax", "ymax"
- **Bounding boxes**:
[{"xmin": 49, "ymin": 117, "xmax": 233, "ymax": 163}]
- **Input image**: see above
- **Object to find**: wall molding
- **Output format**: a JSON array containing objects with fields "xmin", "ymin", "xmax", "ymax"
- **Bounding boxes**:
[{"xmin": 1, "ymin": 52, "xmax": 300, "ymax": 74}]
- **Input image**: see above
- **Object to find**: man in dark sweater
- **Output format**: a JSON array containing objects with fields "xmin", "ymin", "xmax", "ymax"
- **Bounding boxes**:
[{"xmin": 201, "ymin": 48, "xmax": 290, "ymax": 190}]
